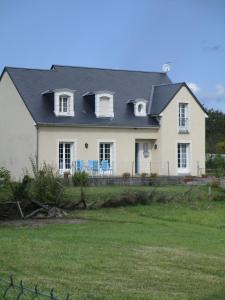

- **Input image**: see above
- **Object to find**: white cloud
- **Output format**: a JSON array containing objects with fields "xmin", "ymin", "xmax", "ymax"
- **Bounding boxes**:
[
  {"xmin": 200, "ymin": 83, "xmax": 225, "ymax": 112},
  {"xmin": 187, "ymin": 82, "xmax": 200, "ymax": 93},
  {"xmin": 215, "ymin": 84, "xmax": 225, "ymax": 97}
]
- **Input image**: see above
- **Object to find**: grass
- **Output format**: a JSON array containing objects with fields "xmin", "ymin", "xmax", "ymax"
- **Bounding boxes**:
[{"xmin": 0, "ymin": 185, "xmax": 225, "ymax": 299}]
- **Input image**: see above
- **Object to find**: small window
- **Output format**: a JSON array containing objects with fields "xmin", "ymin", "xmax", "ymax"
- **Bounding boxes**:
[
  {"xmin": 59, "ymin": 96, "xmax": 70, "ymax": 113},
  {"xmin": 138, "ymin": 104, "xmax": 143, "ymax": 112},
  {"xmin": 54, "ymin": 89, "xmax": 74, "ymax": 117},
  {"xmin": 95, "ymin": 92, "xmax": 114, "ymax": 118},
  {"xmin": 134, "ymin": 100, "xmax": 147, "ymax": 116}
]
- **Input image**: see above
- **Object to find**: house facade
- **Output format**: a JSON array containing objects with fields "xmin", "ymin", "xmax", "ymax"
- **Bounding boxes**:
[{"xmin": 0, "ymin": 65, "xmax": 207, "ymax": 179}]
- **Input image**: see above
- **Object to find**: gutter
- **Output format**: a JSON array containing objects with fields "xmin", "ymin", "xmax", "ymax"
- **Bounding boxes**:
[
  {"xmin": 36, "ymin": 123, "xmax": 160, "ymax": 129},
  {"xmin": 35, "ymin": 124, "xmax": 39, "ymax": 171}
]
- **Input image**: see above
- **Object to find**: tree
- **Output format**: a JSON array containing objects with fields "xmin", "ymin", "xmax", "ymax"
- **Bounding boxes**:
[
  {"xmin": 216, "ymin": 141, "xmax": 225, "ymax": 154},
  {"xmin": 206, "ymin": 109, "xmax": 225, "ymax": 153}
]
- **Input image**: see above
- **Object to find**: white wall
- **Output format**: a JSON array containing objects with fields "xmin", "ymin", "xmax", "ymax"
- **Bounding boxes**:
[{"xmin": 0, "ymin": 71, "xmax": 37, "ymax": 179}]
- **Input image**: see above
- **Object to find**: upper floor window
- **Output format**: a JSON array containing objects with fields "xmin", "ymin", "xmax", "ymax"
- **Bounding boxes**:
[
  {"xmin": 179, "ymin": 103, "xmax": 188, "ymax": 132},
  {"xmin": 134, "ymin": 100, "xmax": 147, "ymax": 116},
  {"xmin": 59, "ymin": 95, "xmax": 70, "ymax": 113},
  {"xmin": 95, "ymin": 91, "xmax": 114, "ymax": 118},
  {"xmin": 54, "ymin": 89, "xmax": 75, "ymax": 117}
]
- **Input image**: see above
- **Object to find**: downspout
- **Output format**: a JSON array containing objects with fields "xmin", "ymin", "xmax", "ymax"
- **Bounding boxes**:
[{"xmin": 36, "ymin": 124, "xmax": 39, "ymax": 171}]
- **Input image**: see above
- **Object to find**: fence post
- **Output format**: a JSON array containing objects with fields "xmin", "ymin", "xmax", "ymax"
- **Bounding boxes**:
[
  {"xmin": 167, "ymin": 161, "xmax": 170, "ymax": 176},
  {"xmin": 131, "ymin": 161, "xmax": 134, "ymax": 177},
  {"xmin": 197, "ymin": 161, "xmax": 200, "ymax": 176},
  {"xmin": 149, "ymin": 161, "xmax": 151, "ymax": 175}
]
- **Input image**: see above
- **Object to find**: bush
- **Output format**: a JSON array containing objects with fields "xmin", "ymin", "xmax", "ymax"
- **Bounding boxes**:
[
  {"xmin": 122, "ymin": 172, "xmax": 130, "ymax": 179},
  {"xmin": 150, "ymin": 173, "xmax": 158, "ymax": 178},
  {"xmin": 210, "ymin": 179, "xmax": 220, "ymax": 188},
  {"xmin": 0, "ymin": 167, "xmax": 11, "ymax": 185},
  {"xmin": 10, "ymin": 175, "xmax": 32, "ymax": 201},
  {"xmin": 207, "ymin": 155, "xmax": 225, "ymax": 177},
  {"xmin": 29, "ymin": 158, "xmax": 63, "ymax": 205},
  {"xmin": 141, "ymin": 173, "xmax": 148, "ymax": 178},
  {"xmin": 72, "ymin": 171, "xmax": 89, "ymax": 187}
]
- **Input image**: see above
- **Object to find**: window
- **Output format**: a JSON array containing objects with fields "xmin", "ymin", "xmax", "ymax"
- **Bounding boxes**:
[
  {"xmin": 134, "ymin": 100, "xmax": 147, "ymax": 116},
  {"xmin": 59, "ymin": 142, "xmax": 73, "ymax": 171},
  {"xmin": 59, "ymin": 96, "xmax": 70, "ymax": 113},
  {"xmin": 177, "ymin": 143, "xmax": 189, "ymax": 172},
  {"xmin": 179, "ymin": 103, "xmax": 188, "ymax": 132},
  {"xmin": 95, "ymin": 92, "xmax": 114, "ymax": 118},
  {"xmin": 54, "ymin": 89, "xmax": 74, "ymax": 117},
  {"xmin": 138, "ymin": 104, "xmax": 143, "ymax": 112},
  {"xmin": 99, "ymin": 143, "xmax": 112, "ymax": 165}
]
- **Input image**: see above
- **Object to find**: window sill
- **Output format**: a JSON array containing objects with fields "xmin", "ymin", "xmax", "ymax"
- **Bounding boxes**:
[
  {"xmin": 178, "ymin": 129, "xmax": 189, "ymax": 134},
  {"xmin": 54, "ymin": 112, "xmax": 75, "ymax": 117},
  {"xmin": 95, "ymin": 114, "xmax": 114, "ymax": 118}
]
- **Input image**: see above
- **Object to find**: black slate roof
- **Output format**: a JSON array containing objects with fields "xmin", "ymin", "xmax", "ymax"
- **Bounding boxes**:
[
  {"xmin": 2, "ymin": 65, "xmax": 204, "ymax": 127},
  {"xmin": 149, "ymin": 83, "xmax": 184, "ymax": 115}
]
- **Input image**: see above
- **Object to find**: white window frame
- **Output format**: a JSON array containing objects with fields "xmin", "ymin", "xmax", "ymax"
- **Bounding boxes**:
[
  {"xmin": 54, "ymin": 89, "xmax": 75, "ymax": 117},
  {"xmin": 57, "ymin": 139, "xmax": 76, "ymax": 174},
  {"xmin": 59, "ymin": 95, "xmax": 70, "ymax": 113},
  {"xmin": 176, "ymin": 141, "xmax": 191, "ymax": 174},
  {"xmin": 97, "ymin": 139, "xmax": 116, "ymax": 174},
  {"xmin": 95, "ymin": 91, "xmax": 114, "ymax": 118},
  {"xmin": 178, "ymin": 102, "xmax": 189, "ymax": 132},
  {"xmin": 134, "ymin": 99, "xmax": 147, "ymax": 117}
]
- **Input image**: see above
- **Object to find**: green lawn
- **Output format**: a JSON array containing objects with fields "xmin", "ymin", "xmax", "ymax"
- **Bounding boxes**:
[{"xmin": 0, "ymin": 185, "xmax": 225, "ymax": 299}]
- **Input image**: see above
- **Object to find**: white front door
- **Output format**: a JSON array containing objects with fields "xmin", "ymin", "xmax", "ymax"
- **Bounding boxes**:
[
  {"xmin": 177, "ymin": 143, "xmax": 189, "ymax": 173},
  {"xmin": 135, "ymin": 142, "xmax": 150, "ymax": 174}
]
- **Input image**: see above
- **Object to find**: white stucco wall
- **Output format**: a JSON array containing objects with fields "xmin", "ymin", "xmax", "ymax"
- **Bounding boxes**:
[
  {"xmin": 38, "ymin": 126, "xmax": 158, "ymax": 175},
  {"xmin": 157, "ymin": 86, "xmax": 206, "ymax": 176},
  {"xmin": 0, "ymin": 72, "xmax": 37, "ymax": 179}
]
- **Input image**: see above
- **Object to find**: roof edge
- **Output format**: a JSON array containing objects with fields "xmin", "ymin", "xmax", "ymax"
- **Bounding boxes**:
[
  {"xmin": 51, "ymin": 64, "xmax": 170, "ymax": 75},
  {"xmin": 150, "ymin": 82, "xmax": 207, "ymax": 115},
  {"xmin": 37, "ymin": 123, "xmax": 160, "ymax": 129}
]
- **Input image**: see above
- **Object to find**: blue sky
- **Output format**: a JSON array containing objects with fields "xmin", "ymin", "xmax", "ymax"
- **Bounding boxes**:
[{"xmin": 1, "ymin": 0, "xmax": 225, "ymax": 111}]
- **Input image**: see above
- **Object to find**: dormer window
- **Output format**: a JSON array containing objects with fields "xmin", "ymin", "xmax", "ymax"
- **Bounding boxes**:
[
  {"xmin": 53, "ymin": 89, "xmax": 75, "ymax": 117},
  {"xmin": 59, "ymin": 95, "xmax": 70, "ymax": 113},
  {"xmin": 95, "ymin": 91, "xmax": 114, "ymax": 118},
  {"xmin": 134, "ymin": 99, "xmax": 147, "ymax": 117}
]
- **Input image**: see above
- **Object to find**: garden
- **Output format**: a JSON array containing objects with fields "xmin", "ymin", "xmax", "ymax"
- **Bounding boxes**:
[{"xmin": 0, "ymin": 161, "xmax": 225, "ymax": 299}]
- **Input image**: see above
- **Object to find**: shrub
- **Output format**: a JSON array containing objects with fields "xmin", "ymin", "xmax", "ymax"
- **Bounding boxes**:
[
  {"xmin": 29, "ymin": 158, "xmax": 63, "ymax": 205},
  {"xmin": 122, "ymin": 172, "xmax": 130, "ymax": 179},
  {"xmin": 150, "ymin": 173, "xmax": 158, "ymax": 178},
  {"xmin": 210, "ymin": 179, "xmax": 220, "ymax": 188},
  {"xmin": 0, "ymin": 167, "xmax": 11, "ymax": 184},
  {"xmin": 206, "ymin": 154, "xmax": 225, "ymax": 178},
  {"xmin": 10, "ymin": 175, "xmax": 32, "ymax": 201},
  {"xmin": 141, "ymin": 173, "xmax": 148, "ymax": 178},
  {"xmin": 72, "ymin": 171, "xmax": 89, "ymax": 187}
]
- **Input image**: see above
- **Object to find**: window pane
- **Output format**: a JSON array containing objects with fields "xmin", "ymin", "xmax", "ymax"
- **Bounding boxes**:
[
  {"xmin": 59, "ymin": 143, "xmax": 63, "ymax": 169},
  {"xmin": 65, "ymin": 143, "xmax": 71, "ymax": 169}
]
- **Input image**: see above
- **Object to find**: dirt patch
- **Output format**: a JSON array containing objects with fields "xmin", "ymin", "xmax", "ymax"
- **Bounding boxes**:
[{"xmin": 0, "ymin": 218, "xmax": 86, "ymax": 228}]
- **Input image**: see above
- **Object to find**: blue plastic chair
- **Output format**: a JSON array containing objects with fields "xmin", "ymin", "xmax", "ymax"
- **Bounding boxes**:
[
  {"xmin": 76, "ymin": 160, "xmax": 83, "ymax": 172},
  {"xmin": 101, "ymin": 160, "xmax": 110, "ymax": 172},
  {"xmin": 88, "ymin": 160, "xmax": 99, "ymax": 175},
  {"xmin": 93, "ymin": 160, "xmax": 99, "ymax": 172}
]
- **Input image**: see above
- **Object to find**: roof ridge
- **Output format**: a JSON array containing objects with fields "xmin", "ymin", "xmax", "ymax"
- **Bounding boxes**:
[
  {"xmin": 51, "ymin": 64, "xmax": 168, "ymax": 75},
  {"xmin": 5, "ymin": 66, "xmax": 52, "ymax": 72},
  {"xmin": 153, "ymin": 82, "xmax": 185, "ymax": 88}
]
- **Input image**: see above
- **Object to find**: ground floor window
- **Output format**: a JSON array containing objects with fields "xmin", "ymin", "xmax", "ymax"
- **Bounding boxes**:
[
  {"xmin": 177, "ymin": 143, "xmax": 189, "ymax": 172},
  {"xmin": 59, "ymin": 142, "xmax": 73, "ymax": 171},
  {"xmin": 99, "ymin": 143, "xmax": 112, "ymax": 165}
]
